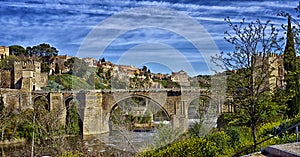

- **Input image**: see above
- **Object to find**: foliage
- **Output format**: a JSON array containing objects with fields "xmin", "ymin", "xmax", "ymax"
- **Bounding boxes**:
[
  {"xmin": 129, "ymin": 73, "xmax": 152, "ymax": 89},
  {"xmin": 41, "ymin": 62, "xmax": 50, "ymax": 73},
  {"xmin": 66, "ymin": 100, "xmax": 82, "ymax": 135},
  {"xmin": 55, "ymin": 63, "xmax": 60, "ymax": 74},
  {"xmin": 0, "ymin": 55, "xmax": 21, "ymax": 70},
  {"xmin": 71, "ymin": 57, "xmax": 89, "ymax": 78},
  {"xmin": 49, "ymin": 74, "xmax": 92, "ymax": 90},
  {"xmin": 156, "ymin": 80, "xmax": 179, "ymax": 88},
  {"xmin": 0, "ymin": 94, "xmax": 4, "ymax": 112},
  {"xmin": 283, "ymin": 16, "xmax": 300, "ymax": 118},
  {"xmin": 188, "ymin": 121, "xmax": 203, "ymax": 138},
  {"xmin": 152, "ymin": 124, "xmax": 181, "ymax": 149},
  {"xmin": 9, "ymin": 45, "xmax": 26, "ymax": 56},
  {"xmin": 140, "ymin": 136, "xmax": 219, "ymax": 157},
  {"xmin": 26, "ymin": 43, "xmax": 58, "ymax": 58},
  {"xmin": 212, "ymin": 17, "xmax": 285, "ymax": 145},
  {"xmin": 57, "ymin": 151, "xmax": 82, "ymax": 157}
]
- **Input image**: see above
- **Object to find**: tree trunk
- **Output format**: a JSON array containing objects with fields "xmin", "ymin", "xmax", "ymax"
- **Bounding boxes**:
[{"xmin": 251, "ymin": 124, "xmax": 257, "ymax": 146}]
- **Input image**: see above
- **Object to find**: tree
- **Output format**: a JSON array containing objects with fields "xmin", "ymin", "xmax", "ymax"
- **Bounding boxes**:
[
  {"xmin": 55, "ymin": 63, "xmax": 60, "ymax": 74},
  {"xmin": 0, "ymin": 55, "xmax": 21, "ymax": 70},
  {"xmin": 9, "ymin": 45, "xmax": 26, "ymax": 56},
  {"xmin": 66, "ymin": 57, "xmax": 88, "ymax": 77},
  {"xmin": 0, "ymin": 94, "xmax": 4, "ymax": 112},
  {"xmin": 66, "ymin": 100, "xmax": 82, "ymax": 135},
  {"xmin": 284, "ymin": 16, "xmax": 300, "ymax": 118},
  {"xmin": 26, "ymin": 43, "xmax": 58, "ymax": 58},
  {"xmin": 41, "ymin": 62, "xmax": 50, "ymax": 73},
  {"xmin": 213, "ymin": 17, "xmax": 284, "ymax": 145}
]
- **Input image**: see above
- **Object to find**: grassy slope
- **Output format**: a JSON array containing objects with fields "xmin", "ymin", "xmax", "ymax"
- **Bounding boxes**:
[{"xmin": 48, "ymin": 74, "xmax": 108, "ymax": 90}]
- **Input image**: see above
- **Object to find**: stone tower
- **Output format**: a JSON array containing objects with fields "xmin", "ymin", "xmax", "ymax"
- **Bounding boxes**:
[
  {"xmin": 13, "ymin": 60, "xmax": 48, "ymax": 92},
  {"xmin": 252, "ymin": 53, "xmax": 285, "ymax": 91}
]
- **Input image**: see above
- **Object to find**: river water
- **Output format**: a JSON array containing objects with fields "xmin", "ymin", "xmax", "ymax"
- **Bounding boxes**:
[
  {"xmin": 0, "ymin": 119, "xmax": 205, "ymax": 156},
  {"xmin": 0, "ymin": 125, "xmax": 174, "ymax": 156}
]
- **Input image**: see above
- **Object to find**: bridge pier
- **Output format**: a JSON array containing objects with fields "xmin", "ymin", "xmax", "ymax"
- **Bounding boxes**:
[
  {"xmin": 171, "ymin": 101, "xmax": 188, "ymax": 132},
  {"xmin": 82, "ymin": 92, "xmax": 108, "ymax": 136},
  {"xmin": 49, "ymin": 92, "xmax": 65, "ymax": 125}
]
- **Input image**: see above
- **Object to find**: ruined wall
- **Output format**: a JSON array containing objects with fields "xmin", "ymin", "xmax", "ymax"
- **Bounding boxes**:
[{"xmin": 0, "ymin": 70, "xmax": 11, "ymax": 88}]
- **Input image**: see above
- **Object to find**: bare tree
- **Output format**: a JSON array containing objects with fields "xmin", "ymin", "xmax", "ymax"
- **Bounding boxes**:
[{"xmin": 213, "ymin": 17, "xmax": 285, "ymax": 145}]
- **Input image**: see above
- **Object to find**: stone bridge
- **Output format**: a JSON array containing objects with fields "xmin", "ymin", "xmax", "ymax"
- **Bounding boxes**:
[{"xmin": 1, "ymin": 88, "xmax": 221, "ymax": 136}]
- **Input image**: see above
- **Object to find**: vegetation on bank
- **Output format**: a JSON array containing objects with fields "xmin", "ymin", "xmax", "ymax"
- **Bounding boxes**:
[{"xmin": 139, "ymin": 115, "xmax": 300, "ymax": 157}]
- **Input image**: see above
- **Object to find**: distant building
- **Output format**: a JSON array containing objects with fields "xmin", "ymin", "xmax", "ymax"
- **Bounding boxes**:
[
  {"xmin": 83, "ymin": 57, "xmax": 99, "ymax": 68},
  {"xmin": 49, "ymin": 55, "xmax": 72, "ymax": 74},
  {"xmin": 13, "ymin": 60, "xmax": 48, "ymax": 92},
  {"xmin": 100, "ymin": 61, "xmax": 113, "ymax": 71},
  {"xmin": 0, "ymin": 46, "xmax": 9, "ymax": 60},
  {"xmin": 118, "ymin": 65, "xmax": 140, "ymax": 78},
  {"xmin": 171, "ymin": 70, "xmax": 190, "ymax": 86},
  {"xmin": 153, "ymin": 73, "xmax": 170, "ymax": 80}
]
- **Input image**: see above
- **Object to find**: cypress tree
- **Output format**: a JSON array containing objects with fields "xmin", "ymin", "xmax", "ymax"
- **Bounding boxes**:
[
  {"xmin": 55, "ymin": 63, "xmax": 60, "ymax": 74},
  {"xmin": 0, "ymin": 94, "xmax": 4, "ymax": 112},
  {"xmin": 284, "ymin": 15, "xmax": 300, "ymax": 118}
]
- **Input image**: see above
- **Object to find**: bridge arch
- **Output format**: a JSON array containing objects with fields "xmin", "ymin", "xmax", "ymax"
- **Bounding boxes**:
[
  {"xmin": 110, "ymin": 94, "xmax": 170, "ymax": 120},
  {"xmin": 108, "ymin": 94, "xmax": 171, "ymax": 129},
  {"xmin": 187, "ymin": 95, "xmax": 211, "ymax": 127},
  {"xmin": 33, "ymin": 95, "xmax": 50, "ymax": 111},
  {"xmin": 186, "ymin": 94, "xmax": 210, "ymax": 108},
  {"xmin": 64, "ymin": 96, "xmax": 83, "ymax": 135}
]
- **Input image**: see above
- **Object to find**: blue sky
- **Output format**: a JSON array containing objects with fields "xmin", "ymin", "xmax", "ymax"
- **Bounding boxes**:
[{"xmin": 0, "ymin": 0, "xmax": 299, "ymax": 75}]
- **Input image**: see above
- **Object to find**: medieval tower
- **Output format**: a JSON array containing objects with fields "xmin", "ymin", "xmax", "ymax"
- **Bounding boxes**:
[{"xmin": 13, "ymin": 60, "xmax": 48, "ymax": 92}]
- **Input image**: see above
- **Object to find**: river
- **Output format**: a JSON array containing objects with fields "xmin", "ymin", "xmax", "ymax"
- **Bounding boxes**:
[{"xmin": 0, "ymin": 123, "xmax": 177, "ymax": 156}]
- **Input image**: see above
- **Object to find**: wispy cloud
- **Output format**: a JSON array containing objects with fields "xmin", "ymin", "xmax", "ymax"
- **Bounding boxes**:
[{"xmin": 0, "ymin": 0, "xmax": 298, "ymax": 75}]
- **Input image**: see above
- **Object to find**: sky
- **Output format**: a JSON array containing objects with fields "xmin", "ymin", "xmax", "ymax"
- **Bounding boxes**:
[{"xmin": 1, "ymin": 0, "xmax": 299, "ymax": 75}]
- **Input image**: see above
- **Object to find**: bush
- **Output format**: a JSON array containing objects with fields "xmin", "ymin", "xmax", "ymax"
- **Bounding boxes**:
[{"xmin": 140, "ymin": 137, "xmax": 219, "ymax": 157}]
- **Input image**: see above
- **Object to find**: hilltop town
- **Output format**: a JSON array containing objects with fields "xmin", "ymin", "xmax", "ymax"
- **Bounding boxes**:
[{"xmin": 0, "ymin": 44, "xmax": 210, "ymax": 93}]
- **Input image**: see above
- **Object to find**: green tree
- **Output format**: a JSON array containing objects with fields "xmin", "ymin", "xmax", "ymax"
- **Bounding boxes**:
[
  {"xmin": 55, "ymin": 63, "xmax": 60, "ymax": 74},
  {"xmin": 66, "ymin": 100, "xmax": 82, "ymax": 135},
  {"xmin": 0, "ymin": 94, "xmax": 4, "ymax": 112},
  {"xmin": 97, "ymin": 66, "xmax": 105, "ymax": 79},
  {"xmin": 41, "ymin": 62, "xmax": 50, "ymax": 73},
  {"xmin": 68, "ymin": 57, "xmax": 88, "ymax": 77},
  {"xmin": 0, "ymin": 55, "xmax": 21, "ymax": 70},
  {"xmin": 9, "ymin": 45, "xmax": 26, "ymax": 56},
  {"xmin": 213, "ymin": 17, "xmax": 284, "ymax": 145},
  {"xmin": 284, "ymin": 16, "xmax": 300, "ymax": 118},
  {"xmin": 26, "ymin": 43, "xmax": 58, "ymax": 58}
]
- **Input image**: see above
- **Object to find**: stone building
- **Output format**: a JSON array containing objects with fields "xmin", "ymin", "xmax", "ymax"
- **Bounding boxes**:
[
  {"xmin": 83, "ymin": 57, "xmax": 99, "ymax": 68},
  {"xmin": 171, "ymin": 70, "xmax": 190, "ymax": 86},
  {"xmin": 0, "ymin": 46, "xmax": 9, "ymax": 60},
  {"xmin": 117, "ymin": 65, "xmax": 140, "ymax": 78},
  {"xmin": 13, "ymin": 60, "xmax": 48, "ymax": 92},
  {"xmin": 252, "ymin": 53, "xmax": 285, "ymax": 91},
  {"xmin": 153, "ymin": 73, "xmax": 170, "ymax": 80},
  {"xmin": 49, "ymin": 55, "xmax": 72, "ymax": 74}
]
